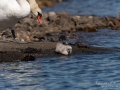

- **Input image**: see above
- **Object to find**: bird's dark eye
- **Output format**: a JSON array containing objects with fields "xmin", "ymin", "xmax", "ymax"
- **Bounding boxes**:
[
  {"xmin": 38, "ymin": 12, "xmax": 42, "ymax": 17},
  {"xmin": 67, "ymin": 49, "xmax": 71, "ymax": 53}
]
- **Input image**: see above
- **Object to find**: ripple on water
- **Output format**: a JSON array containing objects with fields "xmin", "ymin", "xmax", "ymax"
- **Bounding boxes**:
[
  {"xmin": 77, "ymin": 29, "xmax": 120, "ymax": 48},
  {"xmin": 43, "ymin": 0, "xmax": 120, "ymax": 17},
  {"xmin": 0, "ymin": 0, "xmax": 120, "ymax": 89},
  {"xmin": 0, "ymin": 53, "xmax": 120, "ymax": 89}
]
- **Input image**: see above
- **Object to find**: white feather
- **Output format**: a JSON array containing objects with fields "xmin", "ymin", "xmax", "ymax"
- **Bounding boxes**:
[
  {"xmin": 0, "ymin": 0, "xmax": 30, "ymax": 30},
  {"xmin": 55, "ymin": 43, "xmax": 72, "ymax": 55}
]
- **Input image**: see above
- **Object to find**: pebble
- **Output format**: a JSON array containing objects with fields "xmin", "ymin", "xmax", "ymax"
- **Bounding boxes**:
[
  {"xmin": 48, "ymin": 12, "xmax": 57, "ymax": 21},
  {"xmin": 88, "ymin": 16, "xmax": 93, "ymax": 19},
  {"xmin": 73, "ymin": 16, "xmax": 81, "ymax": 20},
  {"xmin": 48, "ymin": 12, "xmax": 56, "ymax": 16},
  {"xmin": 21, "ymin": 55, "xmax": 35, "ymax": 61},
  {"xmin": 116, "ymin": 14, "xmax": 120, "ymax": 20}
]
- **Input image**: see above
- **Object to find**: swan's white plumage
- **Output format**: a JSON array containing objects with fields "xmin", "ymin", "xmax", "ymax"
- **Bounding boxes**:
[{"xmin": 0, "ymin": 0, "xmax": 31, "ymax": 30}]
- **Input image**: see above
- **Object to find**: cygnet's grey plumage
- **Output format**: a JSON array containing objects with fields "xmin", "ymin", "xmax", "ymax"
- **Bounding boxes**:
[{"xmin": 55, "ymin": 43, "xmax": 72, "ymax": 55}]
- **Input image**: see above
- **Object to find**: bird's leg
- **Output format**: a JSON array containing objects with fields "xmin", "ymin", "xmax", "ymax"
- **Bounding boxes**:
[
  {"xmin": 11, "ymin": 27, "xmax": 19, "ymax": 41},
  {"xmin": 11, "ymin": 28, "xmax": 27, "ymax": 44},
  {"xmin": 11, "ymin": 29, "xmax": 16, "ymax": 39},
  {"xmin": 0, "ymin": 28, "xmax": 28, "ymax": 43}
]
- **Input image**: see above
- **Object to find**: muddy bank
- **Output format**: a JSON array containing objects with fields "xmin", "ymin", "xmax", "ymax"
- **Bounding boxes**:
[
  {"xmin": 0, "ymin": 42, "xmax": 120, "ymax": 62},
  {"xmin": 1, "ymin": 12, "xmax": 120, "ymax": 61}
]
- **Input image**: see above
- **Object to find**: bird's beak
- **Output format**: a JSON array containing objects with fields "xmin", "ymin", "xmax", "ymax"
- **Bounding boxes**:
[
  {"xmin": 37, "ymin": 12, "xmax": 42, "ymax": 24},
  {"xmin": 37, "ymin": 16, "xmax": 42, "ymax": 24},
  {"xmin": 68, "ymin": 49, "xmax": 72, "ymax": 55}
]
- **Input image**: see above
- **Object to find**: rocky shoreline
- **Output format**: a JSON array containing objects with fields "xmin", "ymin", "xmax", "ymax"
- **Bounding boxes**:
[
  {"xmin": 1, "ymin": 41, "xmax": 120, "ymax": 62},
  {"xmin": 3, "ymin": 12, "xmax": 120, "ymax": 43},
  {"xmin": 1, "ymin": 1, "xmax": 120, "ymax": 62},
  {"xmin": 36, "ymin": 0, "xmax": 63, "ymax": 8}
]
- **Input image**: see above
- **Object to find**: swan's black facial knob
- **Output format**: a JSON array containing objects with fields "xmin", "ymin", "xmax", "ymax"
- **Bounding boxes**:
[{"xmin": 37, "ymin": 12, "xmax": 42, "ymax": 24}]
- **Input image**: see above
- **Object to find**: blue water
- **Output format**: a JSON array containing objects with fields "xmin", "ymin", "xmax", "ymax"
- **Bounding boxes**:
[
  {"xmin": 43, "ymin": 0, "xmax": 120, "ymax": 17},
  {"xmin": 1, "ymin": 53, "xmax": 120, "ymax": 90},
  {"xmin": 78, "ymin": 29, "xmax": 120, "ymax": 48},
  {"xmin": 1, "ymin": 0, "xmax": 120, "ymax": 90}
]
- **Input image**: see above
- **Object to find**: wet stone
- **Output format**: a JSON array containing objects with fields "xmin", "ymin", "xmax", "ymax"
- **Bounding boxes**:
[
  {"xmin": 48, "ymin": 12, "xmax": 57, "ymax": 21},
  {"xmin": 21, "ymin": 55, "xmax": 36, "ymax": 61},
  {"xmin": 22, "ymin": 47, "xmax": 38, "ymax": 53},
  {"xmin": 59, "ymin": 35, "xmax": 67, "ymax": 41},
  {"xmin": 38, "ymin": 36, "xmax": 46, "ymax": 41}
]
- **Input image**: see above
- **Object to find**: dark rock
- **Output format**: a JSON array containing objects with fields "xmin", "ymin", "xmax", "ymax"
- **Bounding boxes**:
[
  {"xmin": 59, "ymin": 35, "xmax": 67, "ymax": 41},
  {"xmin": 78, "ymin": 43, "xmax": 90, "ymax": 48},
  {"xmin": 47, "ymin": 37, "xmax": 59, "ymax": 42},
  {"xmin": 21, "ymin": 55, "xmax": 35, "ymax": 61},
  {"xmin": 45, "ymin": 33, "xmax": 52, "ymax": 36},
  {"xmin": 22, "ymin": 47, "xmax": 38, "ymax": 53},
  {"xmin": 38, "ymin": 36, "xmax": 46, "ymax": 41}
]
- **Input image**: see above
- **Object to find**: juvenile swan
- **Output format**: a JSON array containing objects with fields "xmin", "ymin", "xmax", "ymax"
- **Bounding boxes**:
[
  {"xmin": 55, "ymin": 43, "xmax": 72, "ymax": 55},
  {"xmin": 0, "ymin": 0, "xmax": 42, "ymax": 43}
]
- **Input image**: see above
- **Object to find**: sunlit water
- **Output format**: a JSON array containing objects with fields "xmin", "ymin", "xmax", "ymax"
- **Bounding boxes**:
[
  {"xmin": 1, "ymin": 53, "xmax": 120, "ymax": 90},
  {"xmin": 78, "ymin": 29, "xmax": 120, "ymax": 48},
  {"xmin": 43, "ymin": 0, "xmax": 120, "ymax": 17},
  {"xmin": 1, "ymin": 0, "xmax": 120, "ymax": 90}
]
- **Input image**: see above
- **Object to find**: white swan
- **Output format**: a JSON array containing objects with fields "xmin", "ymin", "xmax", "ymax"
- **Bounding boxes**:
[
  {"xmin": 0, "ymin": 0, "xmax": 42, "ymax": 43},
  {"xmin": 55, "ymin": 43, "xmax": 72, "ymax": 55}
]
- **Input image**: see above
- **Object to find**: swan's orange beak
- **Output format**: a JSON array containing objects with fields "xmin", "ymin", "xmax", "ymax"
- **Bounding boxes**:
[
  {"xmin": 37, "ymin": 15, "xmax": 42, "ymax": 24},
  {"xmin": 37, "ymin": 12, "xmax": 42, "ymax": 24}
]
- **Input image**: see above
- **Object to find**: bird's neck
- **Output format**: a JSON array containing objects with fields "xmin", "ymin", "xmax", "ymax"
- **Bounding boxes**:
[
  {"xmin": 27, "ymin": 0, "xmax": 38, "ymax": 8},
  {"xmin": 27, "ymin": 0, "xmax": 40, "ymax": 16}
]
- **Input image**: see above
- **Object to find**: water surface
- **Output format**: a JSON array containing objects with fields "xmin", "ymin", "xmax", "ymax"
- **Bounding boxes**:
[
  {"xmin": 78, "ymin": 29, "xmax": 120, "ymax": 48},
  {"xmin": 43, "ymin": 0, "xmax": 120, "ymax": 17},
  {"xmin": 1, "ymin": 0, "xmax": 120, "ymax": 90},
  {"xmin": 1, "ymin": 29, "xmax": 120, "ymax": 90},
  {"xmin": 1, "ymin": 53, "xmax": 120, "ymax": 90}
]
